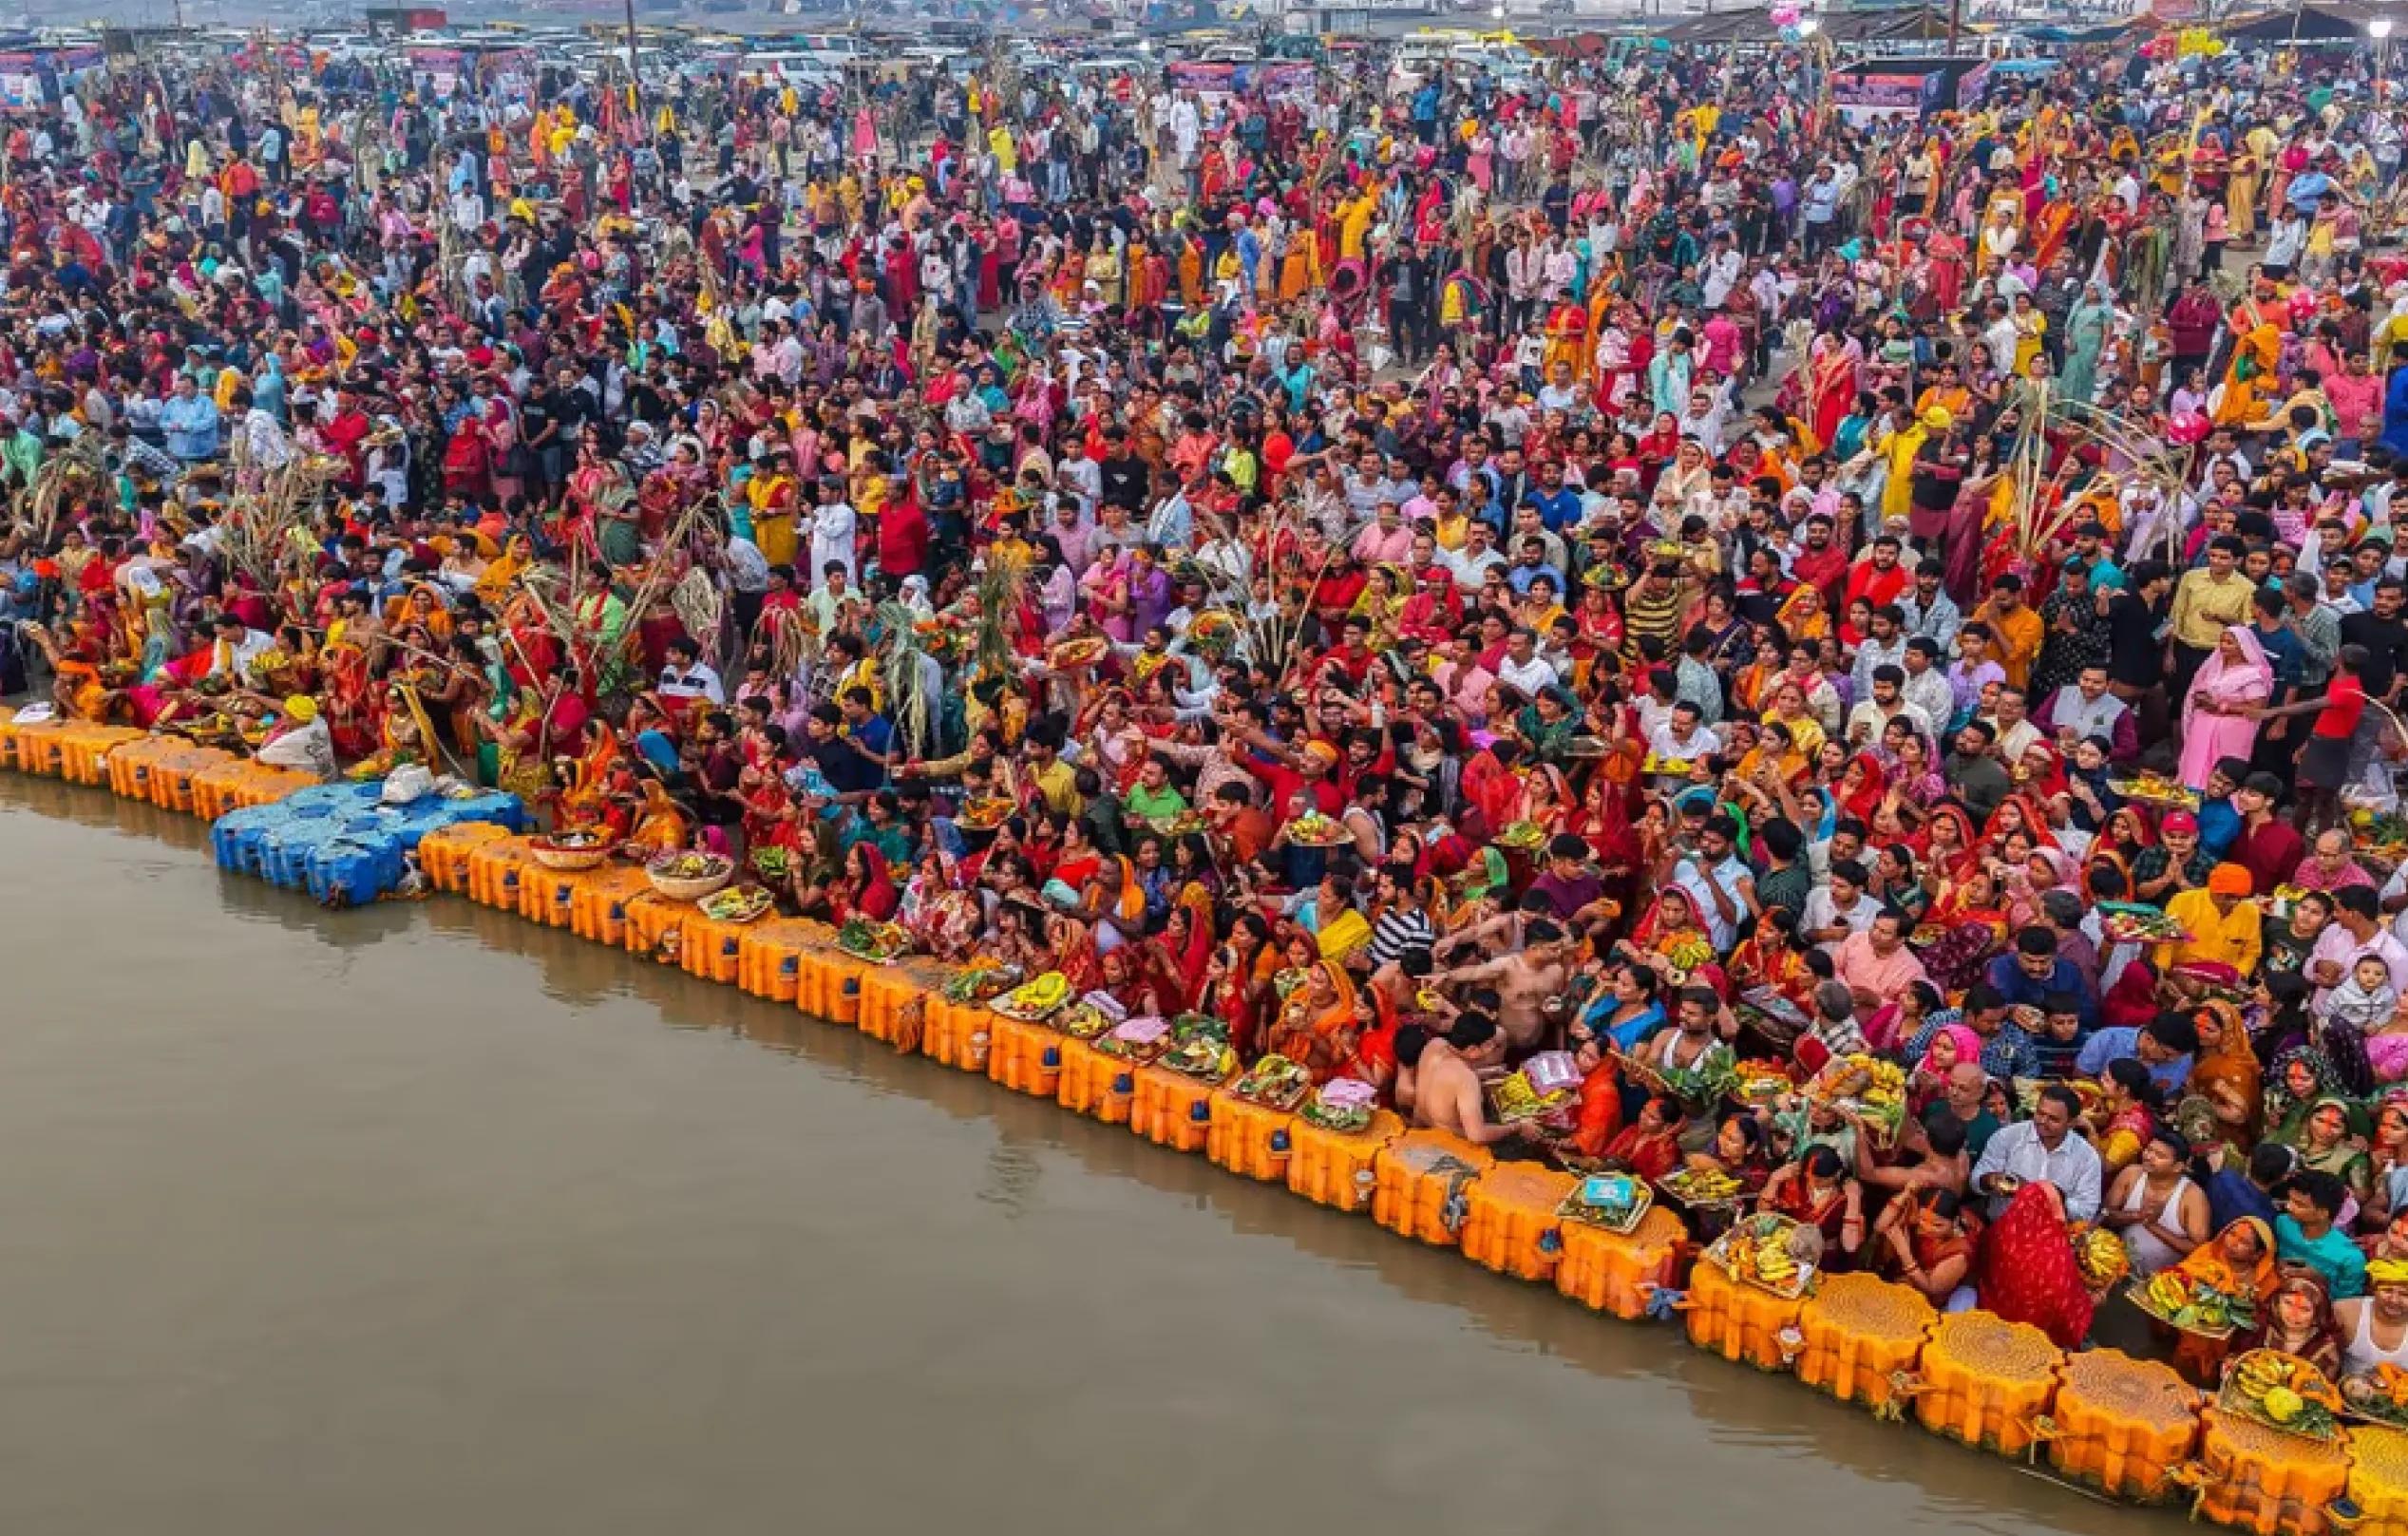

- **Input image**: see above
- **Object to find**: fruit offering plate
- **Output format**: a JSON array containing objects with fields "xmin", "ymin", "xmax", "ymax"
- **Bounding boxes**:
[
  {"xmin": 2342, "ymin": 1363, "xmax": 2408, "ymax": 1428},
  {"xmin": 1657, "ymin": 1166, "xmax": 1753, "ymax": 1213},
  {"xmin": 1282, "ymin": 810, "xmax": 1353, "ymax": 848},
  {"xmin": 1554, "ymin": 1172, "xmax": 1654, "ymax": 1235},
  {"xmin": 834, "ymin": 918, "xmax": 910, "ymax": 963},
  {"xmin": 1704, "ymin": 1212, "xmax": 1815, "ymax": 1299},
  {"xmin": 988, "ymin": 971, "xmax": 1072, "ymax": 1021},
  {"xmin": 1092, "ymin": 1015, "xmax": 1173, "ymax": 1063},
  {"xmin": 2216, "ymin": 1349, "xmax": 2343, "ymax": 1441},
  {"xmin": 697, "ymin": 886, "xmax": 774, "ymax": 923},
  {"xmin": 2099, "ymin": 902, "xmax": 2189, "ymax": 945},
  {"xmin": 1803, "ymin": 1052, "xmax": 1909, "ymax": 1147},
  {"xmin": 942, "ymin": 961, "xmax": 1024, "ymax": 1005},
  {"xmin": 1495, "ymin": 821, "xmax": 1546, "ymax": 852},
  {"xmin": 1487, "ymin": 1070, "xmax": 1576, "ymax": 1127},
  {"xmin": 1228, "ymin": 1053, "xmax": 1312, "ymax": 1111},
  {"xmin": 2109, "ymin": 773, "xmax": 2200, "ymax": 810},
  {"xmin": 2125, "ymin": 1270, "xmax": 2255, "ymax": 1341},
  {"xmin": 1299, "ymin": 1079, "xmax": 1378, "ymax": 1133}
]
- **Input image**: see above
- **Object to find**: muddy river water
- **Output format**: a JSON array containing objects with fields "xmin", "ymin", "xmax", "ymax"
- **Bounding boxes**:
[{"xmin": 0, "ymin": 774, "xmax": 2180, "ymax": 1536}]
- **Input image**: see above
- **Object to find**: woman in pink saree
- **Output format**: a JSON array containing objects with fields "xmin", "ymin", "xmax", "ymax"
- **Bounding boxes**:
[{"xmin": 2178, "ymin": 627, "xmax": 2273, "ymax": 791}]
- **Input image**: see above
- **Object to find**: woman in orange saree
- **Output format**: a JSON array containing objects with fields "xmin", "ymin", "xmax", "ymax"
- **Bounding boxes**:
[
  {"xmin": 556, "ymin": 718, "xmax": 624, "ymax": 829},
  {"xmin": 1264, "ymin": 959, "xmax": 1366, "ymax": 1086}
]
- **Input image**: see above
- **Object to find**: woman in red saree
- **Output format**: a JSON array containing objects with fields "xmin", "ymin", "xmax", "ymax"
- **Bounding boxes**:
[
  {"xmin": 1045, "ymin": 914, "xmax": 1107, "ymax": 997},
  {"xmin": 829, "ymin": 843, "xmax": 901, "ymax": 924},
  {"xmin": 1835, "ymin": 750, "xmax": 1890, "ymax": 826},
  {"xmin": 1974, "ymin": 1183, "xmax": 2095, "ymax": 1348},
  {"xmin": 1147, "ymin": 899, "xmax": 1217, "ymax": 1015},
  {"xmin": 1098, "ymin": 943, "xmax": 1185, "ymax": 1020},
  {"xmin": 1203, "ymin": 913, "xmax": 1279, "ymax": 1059},
  {"xmin": 1601, "ymin": 1092, "xmax": 1687, "ymax": 1181},
  {"xmin": 1805, "ymin": 331, "xmax": 1861, "ymax": 453}
]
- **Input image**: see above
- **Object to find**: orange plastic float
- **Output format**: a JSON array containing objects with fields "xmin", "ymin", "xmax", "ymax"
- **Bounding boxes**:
[
  {"xmin": 568, "ymin": 865, "xmax": 654, "ymax": 945},
  {"xmin": 919, "ymin": 996, "xmax": 992, "ymax": 1072},
  {"xmin": 858, "ymin": 963, "xmax": 936, "ymax": 1043},
  {"xmin": 1556, "ymin": 1204, "xmax": 1688, "ymax": 1320},
  {"xmin": 1371, "ymin": 1130, "xmax": 1495, "ymax": 1247},
  {"xmin": 1130, "ymin": 1064, "xmax": 1223, "ymax": 1153},
  {"xmin": 1287, "ymin": 1109, "xmax": 1405, "ymax": 1214},
  {"xmin": 0, "ymin": 708, "xmax": 24, "ymax": 768},
  {"xmin": 2191, "ymin": 1409, "xmax": 2351, "ymax": 1536},
  {"xmin": 1682, "ymin": 1254, "xmax": 1806, "ymax": 1374},
  {"xmin": 793, "ymin": 947, "xmax": 867, "ymax": 1025},
  {"xmin": 1459, "ymin": 1166, "xmax": 1580, "ymax": 1282},
  {"xmin": 190, "ymin": 758, "xmax": 263, "ymax": 818},
  {"xmin": 678, "ymin": 911, "xmax": 749, "ymax": 985},
  {"xmin": 63, "ymin": 725, "xmax": 140, "ymax": 786},
  {"xmin": 1054, "ymin": 1035, "xmax": 1136, "ymax": 1124},
  {"xmin": 465, "ymin": 835, "xmax": 539, "ymax": 911},
  {"xmin": 519, "ymin": 863, "xmax": 587, "ymax": 928},
  {"xmin": 2046, "ymin": 1349, "xmax": 2201, "ymax": 1504},
  {"xmin": 417, "ymin": 822, "xmax": 513, "ymax": 894},
  {"xmin": 12, "ymin": 718, "xmax": 63, "ymax": 775},
  {"xmin": 149, "ymin": 746, "xmax": 235, "ymax": 812},
  {"xmin": 988, "ymin": 1015, "xmax": 1065, "ymax": 1098},
  {"xmin": 1792, "ymin": 1272, "xmax": 1934, "ymax": 1413},
  {"xmin": 1205, "ymin": 1090, "xmax": 1299, "ymax": 1184},
  {"xmin": 105, "ymin": 736, "xmax": 180, "ymax": 801},
  {"xmin": 736, "ymin": 920, "xmax": 824, "ymax": 1004},
  {"xmin": 622, "ymin": 892, "xmax": 692, "ymax": 964},
  {"xmin": 1914, "ymin": 1310, "xmax": 2062, "ymax": 1457},
  {"xmin": 2342, "ymin": 1425, "xmax": 2408, "ymax": 1536}
]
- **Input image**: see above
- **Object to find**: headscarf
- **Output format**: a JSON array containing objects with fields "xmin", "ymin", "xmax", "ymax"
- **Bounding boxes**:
[
  {"xmin": 852, "ymin": 844, "xmax": 901, "ymax": 921},
  {"xmin": 2102, "ymin": 958, "xmax": 2160, "ymax": 1030},
  {"xmin": 2175, "ymin": 1216, "xmax": 2279, "ymax": 1305},
  {"xmin": 2184, "ymin": 624, "xmax": 2275, "ymax": 719},
  {"xmin": 1974, "ymin": 1182, "xmax": 2095, "ymax": 1349},
  {"xmin": 1918, "ymin": 1023, "xmax": 1984, "ymax": 1078}
]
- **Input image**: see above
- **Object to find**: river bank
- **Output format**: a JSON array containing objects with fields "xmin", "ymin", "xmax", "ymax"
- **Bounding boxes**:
[{"xmin": 0, "ymin": 770, "xmax": 2169, "ymax": 1536}]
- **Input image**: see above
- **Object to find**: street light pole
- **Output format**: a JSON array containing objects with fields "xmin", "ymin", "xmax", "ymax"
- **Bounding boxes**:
[{"xmin": 2375, "ymin": 16, "xmax": 2397, "ymax": 107}]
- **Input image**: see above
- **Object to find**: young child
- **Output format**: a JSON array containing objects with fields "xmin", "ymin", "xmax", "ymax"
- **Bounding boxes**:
[{"xmin": 2339, "ymin": 954, "xmax": 2408, "ymax": 1081}]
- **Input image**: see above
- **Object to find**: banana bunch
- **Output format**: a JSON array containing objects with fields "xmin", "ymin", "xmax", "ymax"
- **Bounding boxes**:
[
  {"xmin": 1492, "ymin": 1073, "xmax": 1540, "ymax": 1116},
  {"xmin": 2233, "ymin": 1355, "xmax": 2292, "ymax": 1398},
  {"xmin": 1754, "ymin": 1244, "xmax": 1799, "ymax": 1286},
  {"xmin": 2146, "ymin": 1271, "xmax": 2192, "ymax": 1316},
  {"xmin": 2074, "ymin": 1226, "xmax": 2130, "ymax": 1290},
  {"xmin": 1002, "ymin": 972, "xmax": 1070, "ymax": 1014},
  {"xmin": 1671, "ymin": 1168, "xmax": 1743, "ymax": 1204}
]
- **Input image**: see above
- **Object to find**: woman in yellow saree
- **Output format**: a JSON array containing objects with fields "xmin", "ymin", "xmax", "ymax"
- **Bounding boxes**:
[
  {"xmin": 474, "ymin": 533, "xmax": 535, "ymax": 604},
  {"xmin": 624, "ymin": 775, "xmax": 694, "ymax": 857}
]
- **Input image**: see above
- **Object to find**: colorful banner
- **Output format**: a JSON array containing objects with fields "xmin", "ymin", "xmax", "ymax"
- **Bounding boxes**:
[
  {"xmin": 1831, "ymin": 70, "xmax": 1931, "ymax": 124},
  {"xmin": 1165, "ymin": 59, "xmax": 1314, "ymax": 97}
]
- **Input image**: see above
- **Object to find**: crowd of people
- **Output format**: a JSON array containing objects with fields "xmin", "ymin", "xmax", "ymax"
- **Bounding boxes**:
[{"xmin": 12, "ymin": 21, "xmax": 2408, "ymax": 1372}]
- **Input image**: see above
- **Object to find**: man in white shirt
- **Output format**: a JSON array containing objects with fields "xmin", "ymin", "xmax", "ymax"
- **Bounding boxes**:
[
  {"xmin": 1973, "ymin": 1084, "xmax": 2104, "ymax": 1223},
  {"xmin": 1646, "ymin": 701, "xmax": 1720, "ymax": 766},
  {"xmin": 1799, "ymin": 858, "xmax": 1881, "ymax": 950},
  {"xmin": 657, "ymin": 636, "xmax": 726, "ymax": 707},
  {"xmin": 1495, "ymin": 628, "xmax": 1560, "ymax": 698}
]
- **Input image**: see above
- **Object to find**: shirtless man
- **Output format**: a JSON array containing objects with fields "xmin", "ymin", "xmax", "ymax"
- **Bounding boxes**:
[
  {"xmin": 1639, "ymin": 985, "xmax": 1738, "ymax": 1076},
  {"xmin": 1435, "ymin": 918, "xmax": 1573, "ymax": 1052},
  {"xmin": 1413, "ymin": 1015, "xmax": 1529, "ymax": 1147}
]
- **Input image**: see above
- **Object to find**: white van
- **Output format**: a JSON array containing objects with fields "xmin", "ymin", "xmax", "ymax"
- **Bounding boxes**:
[{"xmin": 788, "ymin": 31, "xmax": 865, "ymax": 68}]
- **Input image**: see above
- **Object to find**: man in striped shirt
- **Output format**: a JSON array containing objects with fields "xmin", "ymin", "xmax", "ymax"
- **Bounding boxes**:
[{"xmin": 1367, "ymin": 868, "xmax": 1434, "ymax": 969}]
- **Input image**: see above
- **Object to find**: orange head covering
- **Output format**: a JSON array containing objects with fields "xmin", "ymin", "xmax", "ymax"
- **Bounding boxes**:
[{"xmin": 2208, "ymin": 863, "xmax": 2254, "ymax": 898}]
